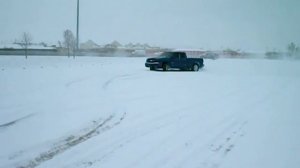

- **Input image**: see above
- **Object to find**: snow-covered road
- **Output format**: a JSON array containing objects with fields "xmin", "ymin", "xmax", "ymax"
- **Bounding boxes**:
[{"xmin": 0, "ymin": 56, "xmax": 300, "ymax": 168}]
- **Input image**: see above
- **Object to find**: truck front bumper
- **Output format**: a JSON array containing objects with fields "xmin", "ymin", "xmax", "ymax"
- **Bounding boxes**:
[{"xmin": 145, "ymin": 62, "xmax": 162, "ymax": 68}]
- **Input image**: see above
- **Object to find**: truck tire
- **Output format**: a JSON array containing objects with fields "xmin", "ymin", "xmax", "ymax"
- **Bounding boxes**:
[
  {"xmin": 163, "ymin": 64, "xmax": 170, "ymax": 71},
  {"xmin": 192, "ymin": 64, "xmax": 199, "ymax": 71},
  {"xmin": 150, "ymin": 67, "xmax": 155, "ymax": 70}
]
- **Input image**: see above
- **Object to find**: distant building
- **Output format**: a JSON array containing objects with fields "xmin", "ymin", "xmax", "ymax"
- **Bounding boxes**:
[
  {"xmin": 173, "ymin": 48, "xmax": 206, "ymax": 58},
  {"xmin": 0, "ymin": 42, "xmax": 56, "ymax": 50},
  {"xmin": 80, "ymin": 40, "xmax": 100, "ymax": 49},
  {"xmin": 0, "ymin": 42, "xmax": 58, "ymax": 56},
  {"xmin": 111, "ymin": 40, "xmax": 122, "ymax": 48}
]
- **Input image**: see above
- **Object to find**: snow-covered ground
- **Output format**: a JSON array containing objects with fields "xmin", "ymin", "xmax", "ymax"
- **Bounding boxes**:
[{"xmin": 0, "ymin": 56, "xmax": 300, "ymax": 168}]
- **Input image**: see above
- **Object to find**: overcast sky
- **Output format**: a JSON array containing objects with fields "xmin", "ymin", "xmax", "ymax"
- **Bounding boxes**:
[{"xmin": 1, "ymin": 0, "xmax": 299, "ymax": 51}]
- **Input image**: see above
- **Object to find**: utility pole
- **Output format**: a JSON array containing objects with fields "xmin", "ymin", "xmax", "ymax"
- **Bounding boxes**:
[{"xmin": 76, "ymin": 0, "xmax": 80, "ymax": 53}]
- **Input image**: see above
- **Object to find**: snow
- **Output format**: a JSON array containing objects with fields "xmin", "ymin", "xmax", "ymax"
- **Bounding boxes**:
[{"xmin": 0, "ymin": 56, "xmax": 300, "ymax": 168}]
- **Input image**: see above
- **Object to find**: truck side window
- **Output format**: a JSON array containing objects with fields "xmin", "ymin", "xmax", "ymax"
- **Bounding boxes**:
[{"xmin": 179, "ymin": 53, "xmax": 183, "ymax": 59}]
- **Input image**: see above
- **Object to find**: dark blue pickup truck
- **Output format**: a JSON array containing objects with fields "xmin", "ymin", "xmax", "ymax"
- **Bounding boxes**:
[{"xmin": 145, "ymin": 52, "xmax": 204, "ymax": 71}]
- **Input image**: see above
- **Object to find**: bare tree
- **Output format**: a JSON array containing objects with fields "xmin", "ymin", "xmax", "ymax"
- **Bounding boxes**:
[
  {"xmin": 63, "ymin": 30, "xmax": 76, "ymax": 57},
  {"xmin": 19, "ymin": 32, "xmax": 32, "ymax": 59}
]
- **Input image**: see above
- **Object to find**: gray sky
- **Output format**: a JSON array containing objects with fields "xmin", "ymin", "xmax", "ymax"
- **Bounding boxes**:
[{"xmin": 1, "ymin": 0, "xmax": 299, "ymax": 51}]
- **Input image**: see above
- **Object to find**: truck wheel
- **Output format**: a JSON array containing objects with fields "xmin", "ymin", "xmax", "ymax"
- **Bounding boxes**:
[
  {"xmin": 163, "ymin": 64, "xmax": 170, "ymax": 71},
  {"xmin": 150, "ymin": 67, "xmax": 155, "ymax": 71},
  {"xmin": 192, "ymin": 64, "xmax": 199, "ymax": 71}
]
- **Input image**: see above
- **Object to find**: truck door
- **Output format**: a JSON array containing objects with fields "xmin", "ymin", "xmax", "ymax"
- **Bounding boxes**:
[
  {"xmin": 171, "ymin": 53, "xmax": 181, "ymax": 68},
  {"xmin": 178, "ymin": 53, "xmax": 188, "ymax": 69}
]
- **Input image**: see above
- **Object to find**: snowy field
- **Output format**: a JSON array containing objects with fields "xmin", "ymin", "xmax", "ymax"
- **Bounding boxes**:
[{"xmin": 0, "ymin": 56, "xmax": 300, "ymax": 168}]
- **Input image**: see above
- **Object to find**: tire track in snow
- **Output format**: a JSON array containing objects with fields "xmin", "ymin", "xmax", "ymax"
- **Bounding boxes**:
[
  {"xmin": 74, "ymin": 69, "xmax": 277, "ymax": 168},
  {"xmin": 70, "ymin": 103, "xmax": 195, "ymax": 167},
  {"xmin": 166, "ymin": 119, "xmax": 248, "ymax": 168},
  {"xmin": 80, "ymin": 88, "xmax": 249, "ymax": 168},
  {"xmin": 175, "ymin": 82, "xmax": 286, "ymax": 168},
  {"xmin": 16, "ymin": 112, "xmax": 126, "ymax": 168},
  {"xmin": 75, "ymin": 110, "xmax": 187, "ymax": 168},
  {"xmin": 0, "ymin": 113, "xmax": 35, "ymax": 129},
  {"xmin": 102, "ymin": 75, "xmax": 128, "ymax": 90},
  {"xmin": 122, "ymin": 86, "xmax": 254, "ymax": 168},
  {"xmin": 65, "ymin": 77, "xmax": 90, "ymax": 88},
  {"xmin": 128, "ymin": 79, "xmax": 265, "ymax": 168},
  {"xmin": 201, "ymin": 121, "xmax": 248, "ymax": 168},
  {"xmin": 120, "ymin": 105, "xmax": 233, "ymax": 168},
  {"xmin": 102, "ymin": 74, "xmax": 134, "ymax": 90}
]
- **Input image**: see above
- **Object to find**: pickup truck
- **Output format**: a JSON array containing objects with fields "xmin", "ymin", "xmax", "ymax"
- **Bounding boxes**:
[{"xmin": 145, "ymin": 52, "xmax": 204, "ymax": 71}]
